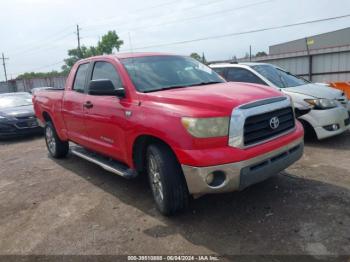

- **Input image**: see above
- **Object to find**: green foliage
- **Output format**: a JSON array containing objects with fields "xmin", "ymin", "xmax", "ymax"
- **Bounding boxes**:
[
  {"xmin": 62, "ymin": 30, "xmax": 124, "ymax": 72},
  {"xmin": 190, "ymin": 52, "xmax": 207, "ymax": 64},
  {"xmin": 256, "ymin": 51, "xmax": 267, "ymax": 57},
  {"xmin": 17, "ymin": 70, "xmax": 66, "ymax": 79},
  {"xmin": 190, "ymin": 52, "xmax": 202, "ymax": 61},
  {"xmin": 16, "ymin": 30, "xmax": 124, "ymax": 80}
]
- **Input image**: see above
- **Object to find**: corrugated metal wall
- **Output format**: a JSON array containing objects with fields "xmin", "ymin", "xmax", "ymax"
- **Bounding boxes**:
[
  {"xmin": 15, "ymin": 76, "xmax": 66, "ymax": 92},
  {"xmin": 0, "ymin": 76, "xmax": 66, "ymax": 93},
  {"xmin": 270, "ymin": 27, "xmax": 350, "ymax": 55},
  {"xmin": 243, "ymin": 48, "xmax": 350, "ymax": 83}
]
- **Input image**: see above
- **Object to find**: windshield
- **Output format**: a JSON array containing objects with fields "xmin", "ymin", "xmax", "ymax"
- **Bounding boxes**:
[
  {"xmin": 0, "ymin": 93, "xmax": 33, "ymax": 109},
  {"xmin": 120, "ymin": 55, "xmax": 225, "ymax": 92},
  {"xmin": 251, "ymin": 64, "xmax": 308, "ymax": 88}
]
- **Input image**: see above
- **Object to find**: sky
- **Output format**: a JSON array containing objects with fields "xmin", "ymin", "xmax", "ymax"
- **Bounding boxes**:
[{"xmin": 0, "ymin": 0, "xmax": 350, "ymax": 81}]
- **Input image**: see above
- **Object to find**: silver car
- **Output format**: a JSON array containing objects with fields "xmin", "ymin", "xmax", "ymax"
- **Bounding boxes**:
[{"xmin": 210, "ymin": 62, "xmax": 350, "ymax": 140}]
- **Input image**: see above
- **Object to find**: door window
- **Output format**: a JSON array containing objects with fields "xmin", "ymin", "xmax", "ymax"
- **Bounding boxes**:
[
  {"xmin": 226, "ymin": 68, "xmax": 267, "ymax": 85},
  {"xmin": 92, "ymin": 62, "xmax": 123, "ymax": 89},
  {"xmin": 73, "ymin": 63, "xmax": 89, "ymax": 92},
  {"xmin": 212, "ymin": 67, "xmax": 226, "ymax": 78}
]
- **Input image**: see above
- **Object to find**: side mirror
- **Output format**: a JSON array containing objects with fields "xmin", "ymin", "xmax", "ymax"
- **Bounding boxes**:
[
  {"xmin": 88, "ymin": 79, "xmax": 125, "ymax": 98},
  {"xmin": 114, "ymin": 88, "xmax": 126, "ymax": 98}
]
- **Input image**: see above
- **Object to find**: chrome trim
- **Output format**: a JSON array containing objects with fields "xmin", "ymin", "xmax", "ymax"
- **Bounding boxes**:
[
  {"xmin": 182, "ymin": 138, "xmax": 303, "ymax": 195},
  {"xmin": 71, "ymin": 149, "xmax": 126, "ymax": 177},
  {"xmin": 229, "ymin": 96, "xmax": 295, "ymax": 149},
  {"xmin": 14, "ymin": 122, "xmax": 40, "ymax": 129}
]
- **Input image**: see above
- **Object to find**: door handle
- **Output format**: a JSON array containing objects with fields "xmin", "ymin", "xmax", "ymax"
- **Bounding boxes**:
[{"xmin": 83, "ymin": 101, "xmax": 93, "ymax": 109}]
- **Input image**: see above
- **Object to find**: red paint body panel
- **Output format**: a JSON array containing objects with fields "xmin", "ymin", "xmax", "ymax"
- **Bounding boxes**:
[{"xmin": 33, "ymin": 53, "xmax": 304, "ymax": 169}]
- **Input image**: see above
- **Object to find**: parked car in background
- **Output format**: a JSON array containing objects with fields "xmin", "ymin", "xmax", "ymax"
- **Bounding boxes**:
[
  {"xmin": 31, "ymin": 87, "xmax": 55, "ymax": 95},
  {"xmin": 0, "ymin": 92, "xmax": 42, "ymax": 138},
  {"xmin": 210, "ymin": 63, "xmax": 350, "ymax": 140},
  {"xmin": 33, "ymin": 53, "xmax": 304, "ymax": 215}
]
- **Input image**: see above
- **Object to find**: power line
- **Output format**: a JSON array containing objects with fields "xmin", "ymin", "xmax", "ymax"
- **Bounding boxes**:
[
  {"xmin": 1, "ymin": 53, "xmax": 9, "ymax": 82},
  {"xmin": 8, "ymin": 14, "xmax": 350, "ymax": 77},
  {"xmin": 123, "ymin": 14, "xmax": 350, "ymax": 51},
  {"xmin": 9, "ymin": 31, "xmax": 74, "ymax": 57},
  {"xmin": 7, "ymin": 25, "xmax": 75, "ymax": 56},
  {"xmin": 83, "ymin": 0, "xmax": 229, "ymax": 32},
  {"xmin": 6, "ymin": 0, "xmax": 185, "ymax": 57},
  {"xmin": 124, "ymin": 0, "xmax": 274, "ymax": 33},
  {"xmin": 11, "ymin": 60, "xmax": 64, "ymax": 77},
  {"xmin": 82, "ymin": 0, "xmax": 181, "ymax": 29}
]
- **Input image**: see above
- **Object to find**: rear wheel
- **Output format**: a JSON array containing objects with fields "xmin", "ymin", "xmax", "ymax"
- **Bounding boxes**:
[
  {"xmin": 45, "ymin": 122, "xmax": 69, "ymax": 158},
  {"xmin": 147, "ymin": 144, "xmax": 189, "ymax": 216}
]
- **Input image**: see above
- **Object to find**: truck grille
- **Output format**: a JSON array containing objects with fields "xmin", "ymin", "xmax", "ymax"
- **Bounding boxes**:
[{"xmin": 244, "ymin": 107, "xmax": 295, "ymax": 146}]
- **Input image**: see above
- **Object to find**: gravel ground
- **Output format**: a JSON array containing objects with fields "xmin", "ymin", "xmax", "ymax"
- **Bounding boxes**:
[{"xmin": 0, "ymin": 132, "xmax": 349, "ymax": 257}]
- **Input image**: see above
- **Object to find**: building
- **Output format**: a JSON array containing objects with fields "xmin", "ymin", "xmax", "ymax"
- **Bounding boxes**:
[{"xmin": 240, "ymin": 27, "xmax": 350, "ymax": 83}]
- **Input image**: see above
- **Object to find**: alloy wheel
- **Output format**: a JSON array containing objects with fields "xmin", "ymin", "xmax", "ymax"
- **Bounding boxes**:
[
  {"xmin": 45, "ymin": 126, "xmax": 56, "ymax": 155},
  {"xmin": 148, "ymin": 154, "xmax": 164, "ymax": 203}
]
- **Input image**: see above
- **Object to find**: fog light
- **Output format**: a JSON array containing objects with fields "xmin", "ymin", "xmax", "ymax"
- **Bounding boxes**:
[
  {"xmin": 323, "ymin": 124, "xmax": 340, "ymax": 131},
  {"xmin": 206, "ymin": 171, "xmax": 226, "ymax": 188}
]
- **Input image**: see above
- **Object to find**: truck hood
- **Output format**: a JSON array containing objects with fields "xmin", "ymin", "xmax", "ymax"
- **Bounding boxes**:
[
  {"xmin": 283, "ymin": 83, "xmax": 343, "ymax": 99},
  {"xmin": 142, "ymin": 82, "xmax": 284, "ymax": 116}
]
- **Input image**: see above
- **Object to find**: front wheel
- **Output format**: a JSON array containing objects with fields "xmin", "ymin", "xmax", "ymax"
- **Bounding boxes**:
[
  {"xmin": 45, "ymin": 122, "xmax": 69, "ymax": 158},
  {"xmin": 147, "ymin": 144, "xmax": 189, "ymax": 216}
]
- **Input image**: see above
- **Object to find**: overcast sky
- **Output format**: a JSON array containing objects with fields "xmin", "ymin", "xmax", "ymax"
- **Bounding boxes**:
[{"xmin": 1, "ymin": 0, "xmax": 350, "ymax": 81}]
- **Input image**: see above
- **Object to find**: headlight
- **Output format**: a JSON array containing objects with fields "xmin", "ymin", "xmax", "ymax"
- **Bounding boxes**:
[
  {"xmin": 181, "ymin": 117, "xmax": 229, "ymax": 138},
  {"xmin": 304, "ymin": 98, "xmax": 338, "ymax": 109}
]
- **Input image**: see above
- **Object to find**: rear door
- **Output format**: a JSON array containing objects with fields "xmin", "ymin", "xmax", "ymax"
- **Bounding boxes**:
[
  {"xmin": 83, "ymin": 60, "xmax": 128, "ymax": 161},
  {"xmin": 62, "ymin": 62, "xmax": 90, "ymax": 145}
]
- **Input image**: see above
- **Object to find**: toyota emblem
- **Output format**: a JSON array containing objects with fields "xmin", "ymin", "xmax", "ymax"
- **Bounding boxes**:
[{"xmin": 269, "ymin": 116, "xmax": 280, "ymax": 129}]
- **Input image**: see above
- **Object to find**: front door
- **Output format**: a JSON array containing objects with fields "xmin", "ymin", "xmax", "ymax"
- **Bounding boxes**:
[{"xmin": 83, "ymin": 61, "xmax": 128, "ymax": 162}]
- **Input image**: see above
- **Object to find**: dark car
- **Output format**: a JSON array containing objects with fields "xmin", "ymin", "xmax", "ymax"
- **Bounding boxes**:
[{"xmin": 0, "ymin": 92, "xmax": 42, "ymax": 138}]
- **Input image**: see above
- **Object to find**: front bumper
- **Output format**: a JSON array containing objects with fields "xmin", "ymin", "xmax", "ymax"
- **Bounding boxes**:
[
  {"xmin": 182, "ymin": 138, "xmax": 303, "ymax": 195},
  {"xmin": 0, "ymin": 120, "xmax": 43, "ymax": 138},
  {"xmin": 299, "ymin": 106, "xmax": 350, "ymax": 139}
]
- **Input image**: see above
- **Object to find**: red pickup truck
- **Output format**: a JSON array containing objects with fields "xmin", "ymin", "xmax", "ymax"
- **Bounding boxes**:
[{"xmin": 33, "ymin": 53, "xmax": 304, "ymax": 215}]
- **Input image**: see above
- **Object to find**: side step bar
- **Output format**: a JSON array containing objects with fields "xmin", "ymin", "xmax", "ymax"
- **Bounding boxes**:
[{"xmin": 71, "ymin": 146, "xmax": 137, "ymax": 179}]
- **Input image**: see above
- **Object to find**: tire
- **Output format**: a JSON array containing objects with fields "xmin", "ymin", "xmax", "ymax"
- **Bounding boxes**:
[
  {"xmin": 300, "ymin": 119, "xmax": 317, "ymax": 141},
  {"xmin": 147, "ymin": 143, "xmax": 189, "ymax": 215},
  {"xmin": 45, "ymin": 121, "xmax": 69, "ymax": 158}
]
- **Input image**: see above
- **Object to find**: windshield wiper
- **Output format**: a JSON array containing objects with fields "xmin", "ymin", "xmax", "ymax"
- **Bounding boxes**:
[
  {"xmin": 143, "ymin": 85, "xmax": 189, "ymax": 93},
  {"xmin": 143, "ymin": 81, "xmax": 223, "ymax": 93},
  {"xmin": 187, "ymin": 81, "xmax": 223, "ymax": 87}
]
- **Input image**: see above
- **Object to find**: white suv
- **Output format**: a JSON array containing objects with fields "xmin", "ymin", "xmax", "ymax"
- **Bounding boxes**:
[{"xmin": 210, "ymin": 62, "xmax": 350, "ymax": 140}]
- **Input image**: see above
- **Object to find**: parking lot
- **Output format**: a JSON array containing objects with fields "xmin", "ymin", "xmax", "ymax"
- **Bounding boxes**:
[{"xmin": 0, "ymin": 132, "xmax": 349, "ymax": 256}]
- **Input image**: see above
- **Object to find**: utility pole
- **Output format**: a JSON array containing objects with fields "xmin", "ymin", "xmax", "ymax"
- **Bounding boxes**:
[
  {"xmin": 76, "ymin": 24, "xmax": 81, "ymax": 51},
  {"xmin": 1, "ymin": 53, "xmax": 9, "ymax": 82},
  {"xmin": 249, "ymin": 45, "xmax": 252, "ymax": 62},
  {"xmin": 305, "ymin": 37, "xmax": 313, "ymax": 81}
]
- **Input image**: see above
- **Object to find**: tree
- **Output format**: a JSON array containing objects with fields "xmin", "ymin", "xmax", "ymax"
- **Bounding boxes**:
[
  {"xmin": 62, "ymin": 30, "xmax": 124, "ymax": 73},
  {"xmin": 190, "ymin": 52, "xmax": 202, "ymax": 61},
  {"xmin": 98, "ymin": 31, "xmax": 124, "ymax": 54},
  {"xmin": 17, "ymin": 70, "xmax": 66, "ymax": 79},
  {"xmin": 256, "ymin": 51, "xmax": 267, "ymax": 57}
]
